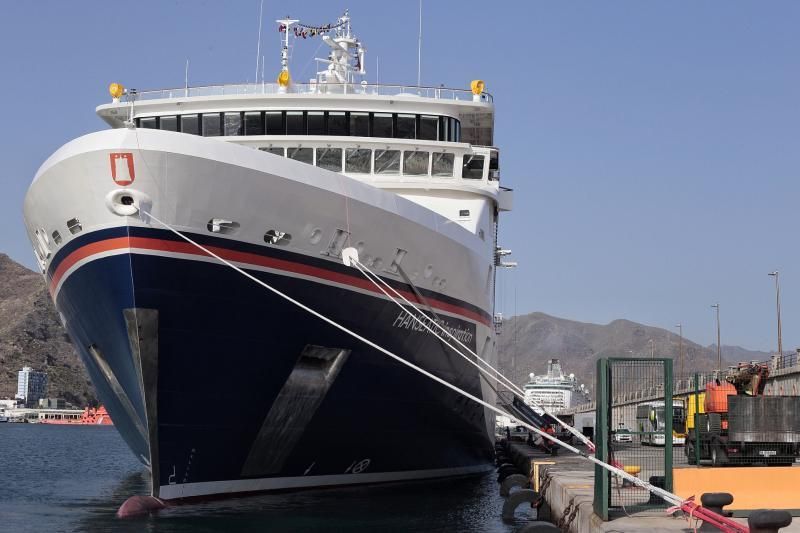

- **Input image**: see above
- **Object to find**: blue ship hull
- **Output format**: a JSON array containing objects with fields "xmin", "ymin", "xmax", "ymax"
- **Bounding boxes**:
[{"xmin": 48, "ymin": 226, "xmax": 494, "ymax": 499}]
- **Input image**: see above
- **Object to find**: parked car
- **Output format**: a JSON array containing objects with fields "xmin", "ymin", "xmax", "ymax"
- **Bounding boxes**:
[{"xmin": 613, "ymin": 428, "xmax": 633, "ymax": 443}]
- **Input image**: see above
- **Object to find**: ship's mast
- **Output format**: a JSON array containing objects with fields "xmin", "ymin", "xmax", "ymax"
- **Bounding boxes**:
[
  {"xmin": 315, "ymin": 10, "xmax": 366, "ymax": 86},
  {"xmin": 276, "ymin": 17, "xmax": 298, "ymax": 92}
]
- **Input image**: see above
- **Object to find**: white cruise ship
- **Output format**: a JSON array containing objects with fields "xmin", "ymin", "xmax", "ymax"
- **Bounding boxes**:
[
  {"xmin": 22, "ymin": 11, "xmax": 513, "ymax": 501},
  {"xmin": 523, "ymin": 359, "xmax": 583, "ymax": 413}
]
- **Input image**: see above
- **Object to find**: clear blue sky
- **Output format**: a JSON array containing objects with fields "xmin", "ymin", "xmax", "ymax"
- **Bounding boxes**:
[{"xmin": 1, "ymin": 2, "xmax": 798, "ymax": 351}]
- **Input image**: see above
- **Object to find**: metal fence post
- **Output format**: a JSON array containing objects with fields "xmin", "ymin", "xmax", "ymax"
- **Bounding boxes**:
[
  {"xmin": 694, "ymin": 373, "xmax": 701, "ymax": 466},
  {"xmin": 664, "ymin": 358, "xmax": 673, "ymax": 493},
  {"xmin": 593, "ymin": 357, "xmax": 610, "ymax": 521}
]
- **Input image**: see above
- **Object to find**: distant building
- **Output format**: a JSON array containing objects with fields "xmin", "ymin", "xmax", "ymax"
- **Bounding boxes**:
[
  {"xmin": 16, "ymin": 366, "xmax": 48, "ymax": 407},
  {"xmin": 38, "ymin": 398, "xmax": 66, "ymax": 409}
]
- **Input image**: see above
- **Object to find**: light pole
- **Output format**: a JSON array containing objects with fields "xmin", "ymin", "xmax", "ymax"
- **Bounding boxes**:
[
  {"xmin": 649, "ymin": 338, "xmax": 655, "ymax": 359},
  {"xmin": 768, "ymin": 271, "xmax": 783, "ymax": 360},
  {"xmin": 711, "ymin": 304, "xmax": 721, "ymax": 372},
  {"xmin": 675, "ymin": 324, "xmax": 683, "ymax": 378}
]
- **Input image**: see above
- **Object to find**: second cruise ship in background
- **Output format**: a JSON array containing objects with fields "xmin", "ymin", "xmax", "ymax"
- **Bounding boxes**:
[{"xmin": 523, "ymin": 359, "xmax": 588, "ymax": 414}]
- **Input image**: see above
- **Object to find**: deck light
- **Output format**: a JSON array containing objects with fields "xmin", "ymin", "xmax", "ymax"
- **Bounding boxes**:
[{"xmin": 109, "ymin": 83, "xmax": 125, "ymax": 101}]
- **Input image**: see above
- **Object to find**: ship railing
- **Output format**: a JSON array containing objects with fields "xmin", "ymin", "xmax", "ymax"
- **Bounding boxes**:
[{"xmin": 124, "ymin": 82, "xmax": 493, "ymax": 103}]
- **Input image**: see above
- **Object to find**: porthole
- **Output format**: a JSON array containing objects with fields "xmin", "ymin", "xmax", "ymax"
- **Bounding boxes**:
[
  {"xmin": 423, "ymin": 265, "xmax": 433, "ymax": 279},
  {"xmin": 52, "ymin": 231, "xmax": 62, "ymax": 245},
  {"xmin": 264, "ymin": 230, "xmax": 292, "ymax": 246},
  {"xmin": 206, "ymin": 219, "xmax": 240, "ymax": 234},
  {"xmin": 309, "ymin": 228, "xmax": 323, "ymax": 245},
  {"xmin": 67, "ymin": 218, "xmax": 82, "ymax": 235}
]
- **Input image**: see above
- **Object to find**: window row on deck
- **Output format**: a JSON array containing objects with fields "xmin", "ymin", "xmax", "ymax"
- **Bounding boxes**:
[
  {"xmin": 136, "ymin": 111, "xmax": 462, "ymax": 142},
  {"xmin": 258, "ymin": 146, "xmax": 497, "ymax": 180}
]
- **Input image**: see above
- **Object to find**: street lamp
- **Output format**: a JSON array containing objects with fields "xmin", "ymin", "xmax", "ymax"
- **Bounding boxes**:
[
  {"xmin": 675, "ymin": 324, "xmax": 683, "ymax": 378},
  {"xmin": 711, "ymin": 304, "xmax": 721, "ymax": 372},
  {"xmin": 648, "ymin": 338, "xmax": 655, "ymax": 359},
  {"xmin": 768, "ymin": 271, "xmax": 783, "ymax": 361}
]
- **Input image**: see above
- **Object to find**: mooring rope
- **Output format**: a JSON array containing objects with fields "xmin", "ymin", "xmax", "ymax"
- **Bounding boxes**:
[
  {"xmin": 134, "ymin": 206, "xmax": 687, "ymax": 507},
  {"xmin": 348, "ymin": 256, "xmax": 593, "ymax": 450}
]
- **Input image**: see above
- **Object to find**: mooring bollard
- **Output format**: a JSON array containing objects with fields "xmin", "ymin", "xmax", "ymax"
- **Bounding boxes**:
[
  {"xmin": 699, "ymin": 493, "xmax": 734, "ymax": 532},
  {"xmin": 647, "ymin": 475, "xmax": 666, "ymax": 505},
  {"xmin": 748, "ymin": 509, "xmax": 792, "ymax": 533},
  {"xmin": 621, "ymin": 465, "xmax": 641, "ymax": 488}
]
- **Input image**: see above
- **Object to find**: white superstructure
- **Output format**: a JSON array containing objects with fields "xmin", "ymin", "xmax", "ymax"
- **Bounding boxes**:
[{"xmin": 523, "ymin": 359, "xmax": 580, "ymax": 413}]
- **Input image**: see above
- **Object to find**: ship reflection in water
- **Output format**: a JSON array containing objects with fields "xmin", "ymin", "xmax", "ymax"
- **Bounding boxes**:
[{"xmin": 1, "ymin": 424, "xmax": 521, "ymax": 532}]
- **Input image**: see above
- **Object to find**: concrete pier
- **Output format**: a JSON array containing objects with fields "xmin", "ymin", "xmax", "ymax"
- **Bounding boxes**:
[{"xmin": 501, "ymin": 441, "xmax": 800, "ymax": 532}]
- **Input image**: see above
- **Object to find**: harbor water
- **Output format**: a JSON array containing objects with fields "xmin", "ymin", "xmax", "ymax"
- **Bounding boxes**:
[{"xmin": 0, "ymin": 424, "xmax": 524, "ymax": 532}]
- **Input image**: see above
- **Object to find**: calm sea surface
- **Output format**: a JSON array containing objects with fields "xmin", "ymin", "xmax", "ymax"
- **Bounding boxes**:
[{"xmin": 0, "ymin": 424, "xmax": 528, "ymax": 532}]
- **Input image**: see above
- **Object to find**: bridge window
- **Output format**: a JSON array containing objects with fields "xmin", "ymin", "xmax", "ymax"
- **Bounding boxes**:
[
  {"xmin": 462, "ymin": 154, "xmax": 484, "ymax": 180},
  {"xmin": 374, "ymin": 149, "xmax": 400, "ymax": 175},
  {"xmin": 265, "ymin": 111, "xmax": 284, "ymax": 135},
  {"xmin": 141, "ymin": 111, "xmax": 462, "ymax": 141},
  {"xmin": 316, "ymin": 148, "xmax": 342, "ymax": 172},
  {"xmin": 224, "ymin": 113, "xmax": 242, "ymax": 136},
  {"xmin": 139, "ymin": 117, "xmax": 157, "ymax": 129},
  {"xmin": 286, "ymin": 112, "xmax": 304, "ymax": 135},
  {"xmin": 396, "ymin": 114, "xmax": 415, "ymax": 139},
  {"xmin": 419, "ymin": 115, "xmax": 438, "ymax": 141},
  {"xmin": 403, "ymin": 151, "xmax": 429, "ymax": 176},
  {"xmin": 181, "ymin": 114, "xmax": 199, "ymax": 135},
  {"xmin": 328, "ymin": 112, "xmax": 348, "ymax": 136},
  {"xmin": 259, "ymin": 147, "xmax": 284, "ymax": 156},
  {"xmin": 489, "ymin": 151, "xmax": 500, "ymax": 181},
  {"xmin": 350, "ymin": 112, "xmax": 370, "ymax": 136},
  {"xmin": 288, "ymin": 147, "xmax": 313, "ymax": 165},
  {"xmin": 345, "ymin": 148, "xmax": 371, "ymax": 173},
  {"xmin": 439, "ymin": 117, "xmax": 450, "ymax": 142},
  {"xmin": 244, "ymin": 112, "xmax": 264, "ymax": 135},
  {"xmin": 373, "ymin": 113, "xmax": 393, "ymax": 138},
  {"xmin": 202, "ymin": 113, "xmax": 222, "ymax": 136},
  {"xmin": 432, "ymin": 152, "xmax": 454, "ymax": 177},
  {"xmin": 160, "ymin": 116, "xmax": 178, "ymax": 132},
  {"xmin": 307, "ymin": 112, "xmax": 325, "ymax": 135}
]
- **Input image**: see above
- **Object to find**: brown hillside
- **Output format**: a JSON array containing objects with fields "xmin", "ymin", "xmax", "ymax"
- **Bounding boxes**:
[{"xmin": 0, "ymin": 254, "xmax": 95, "ymax": 406}]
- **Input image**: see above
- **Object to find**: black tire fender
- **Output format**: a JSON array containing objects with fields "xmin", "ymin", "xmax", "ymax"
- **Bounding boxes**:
[
  {"xmin": 499, "ymin": 473, "xmax": 529, "ymax": 497},
  {"xmin": 501, "ymin": 489, "xmax": 539, "ymax": 521}
]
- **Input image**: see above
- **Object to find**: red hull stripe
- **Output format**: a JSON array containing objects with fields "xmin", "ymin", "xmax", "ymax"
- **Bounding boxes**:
[{"xmin": 49, "ymin": 236, "xmax": 491, "ymax": 327}]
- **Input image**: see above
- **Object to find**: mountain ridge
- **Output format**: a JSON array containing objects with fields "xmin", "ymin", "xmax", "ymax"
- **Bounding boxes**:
[{"xmin": 497, "ymin": 311, "xmax": 771, "ymax": 387}]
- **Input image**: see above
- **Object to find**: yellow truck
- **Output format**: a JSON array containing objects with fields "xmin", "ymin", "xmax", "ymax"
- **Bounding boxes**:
[{"xmin": 685, "ymin": 392, "xmax": 706, "ymax": 431}]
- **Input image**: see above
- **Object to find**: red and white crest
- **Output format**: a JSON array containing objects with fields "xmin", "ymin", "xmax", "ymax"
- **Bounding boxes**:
[{"xmin": 110, "ymin": 153, "xmax": 135, "ymax": 185}]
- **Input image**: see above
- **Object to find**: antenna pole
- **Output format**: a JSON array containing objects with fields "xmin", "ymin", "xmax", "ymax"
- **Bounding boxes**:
[
  {"xmin": 255, "ymin": 0, "xmax": 264, "ymax": 84},
  {"xmin": 417, "ymin": 0, "xmax": 422, "ymax": 88},
  {"xmin": 184, "ymin": 59, "xmax": 189, "ymax": 97}
]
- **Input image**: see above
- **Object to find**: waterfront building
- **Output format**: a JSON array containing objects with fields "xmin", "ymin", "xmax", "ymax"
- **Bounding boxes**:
[
  {"xmin": 38, "ymin": 398, "xmax": 67, "ymax": 409},
  {"xmin": 16, "ymin": 367, "xmax": 48, "ymax": 407}
]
